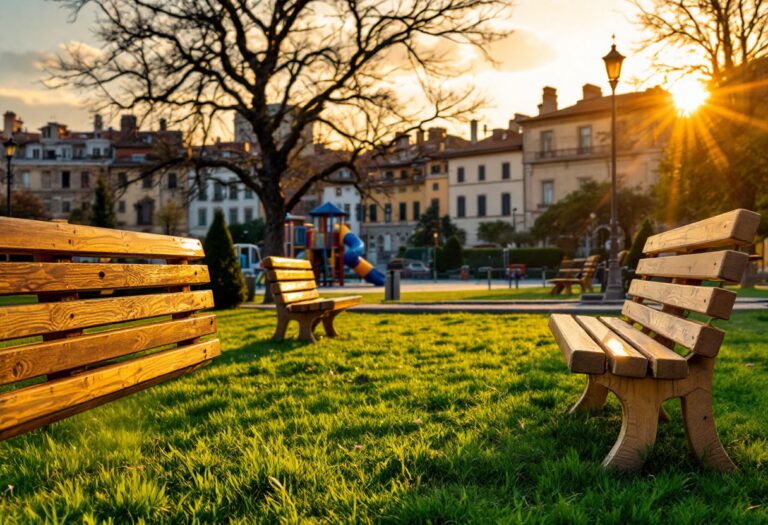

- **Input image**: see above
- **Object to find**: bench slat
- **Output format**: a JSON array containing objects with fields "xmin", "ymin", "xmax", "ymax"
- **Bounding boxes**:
[
  {"xmin": 277, "ymin": 289, "xmax": 321, "ymax": 305},
  {"xmin": 0, "ymin": 340, "xmax": 220, "ymax": 440},
  {"xmin": 628, "ymin": 280, "xmax": 736, "ymax": 319},
  {"xmin": 0, "ymin": 314, "xmax": 217, "ymax": 386},
  {"xmin": 575, "ymin": 316, "xmax": 648, "ymax": 378},
  {"xmin": 636, "ymin": 251, "xmax": 749, "ymax": 282},
  {"xmin": 0, "ymin": 217, "xmax": 205, "ymax": 259},
  {"xmin": 266, "ymin": 269, "xmax": 316, "ymax": 281},
  {"xmin": 271, "ymin": 280, "xmax": 318, "ymax": 295},
  {"xmin": 262, "ymin": 257, "xmax": 312, "ymax": 270},
  {"xmin": 0, "ymin": 290, "xmax": 213, "ymax": 341},
  {"xmin": 0, "ymin": 263, "xmax": 210, "ymax": 295},
  {"xmin": 600, "ymin": 317, "xmax": 688, "ymax": 379},
  {"xmin": 622, "ymin": 301, "xmax": 724, "ymax": 357},
  {"xmin": 548, "ymin": 314, "xmax": 606, "ymax": 374},
  {"xmin": 643, "ymin": 209, "xmax": 760, "ymax": 255}
]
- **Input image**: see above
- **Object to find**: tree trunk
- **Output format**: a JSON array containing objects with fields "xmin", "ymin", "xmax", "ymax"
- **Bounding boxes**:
[{"xmin": 261, "ymin": 180, "xmax": 287, "ymax": 304}]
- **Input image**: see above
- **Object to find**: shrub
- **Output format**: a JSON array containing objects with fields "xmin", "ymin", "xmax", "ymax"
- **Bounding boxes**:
[
  {"xmin": 203, "ymin": 210, "xmax": 247, "ymax": 308},
  {"xmin": 462, "ymin": 247, "xmax": 564, "ymax": 269},
  {"xmin": 442, "ymin": 236, "xmax": 463, "ymax": 270},
  {"xmin": 91, "ymin": 176, "xmax": 117, "ymax": 228},
  {"xmin": 625, "ymin": 217, "xmax": 654, "ymax": 269}
]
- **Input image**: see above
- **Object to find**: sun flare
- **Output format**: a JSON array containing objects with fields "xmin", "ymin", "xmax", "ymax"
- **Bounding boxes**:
[{"xmin": 670, "ymin": 78, "xmax": 710, "ymax": 116}]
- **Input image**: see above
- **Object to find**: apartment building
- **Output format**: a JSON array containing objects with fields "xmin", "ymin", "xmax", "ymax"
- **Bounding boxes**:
[
  {"xmin": 519, "ymin": 84, "xmax": 674, "ymax": 229},
  {"xmin": 319, "ymin": 167, "xmax": 362, "ymax": 235},
  {"xmin": 446, "ymin": 120, "xmax": 525, "ymax": 246}
]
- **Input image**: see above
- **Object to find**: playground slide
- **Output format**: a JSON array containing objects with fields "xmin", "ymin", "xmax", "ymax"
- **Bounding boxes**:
[{"xmin": 339, "ymin": 224, "xmax": 385, "ymax": 286}]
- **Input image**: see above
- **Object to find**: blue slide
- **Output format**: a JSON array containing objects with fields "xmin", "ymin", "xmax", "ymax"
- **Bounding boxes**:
[{"xmin": 340, "ymin": 225, "xmax": 385, "ymax": 286}]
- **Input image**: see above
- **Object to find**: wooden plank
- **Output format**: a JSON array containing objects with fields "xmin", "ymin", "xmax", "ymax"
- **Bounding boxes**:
[
  {"xmin": 277, "ymin": 289, "xmax": 321, "ymax": 305},
  {"xmin": 270, "ymin": 280, "xmax": 318, "ymax": 295},
  {"xmin": 266, "ymin": 269, "xmax": 316, "ymax": 281},
  {"xmin": 288, "ymin": 295, "xmax": 362, "ymax": 313},
  {"xmin": 636, "ymin": 251, "xmax": 749, "ymax": 282},
  {"xmin": 600, "ymin": 317, "xmax": 688, "ymax": 379},
  {"xmin": 622, "ymin": 301, "xmax": 725, "ymax": 357},
  {"xmin": 548, "ymin": 314, "xmax": 606, "ymax": 374},
  {"xmin": 575, "ymin": 316, "xmax": 648, "ymax": 378},
  {"xmin": 628, "ymin": 280, "xmax": 737, "ymax": 319},
  {"xmin": 0, "ymin": 263, "xmax": 210, "ymax": 295},
  {"xmin": 261, "ymin": 257, "xmax": 312, "ymax": 270},
  {"xmin": 0, "ymin": 217, "xmax": 205, "ymax": 259},
  {"xmin": 0, "ymin": 314, "xmax": 217, "ymax": 386},
  {"xmin": 0, "ymin": 340, "xmax": 221, "ymax": 438},
  {"xmin": 643, "ymin": 209, "xmax": 760, "ymax": 255},
  {"xmin": 0, "ymin": 290, "xmax": 214, "ymax": 341}
]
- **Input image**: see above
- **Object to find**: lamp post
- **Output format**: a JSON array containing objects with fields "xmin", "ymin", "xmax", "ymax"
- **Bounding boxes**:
[
  {"xmin": 3, "ymin": 137, "xmax": 17, "ymax": 217},
  {"xmin": 432, "ymin": 231, "xmax": 439, "ymax": 282},
  {"xmin": 602, "ymin": 38, "xmax": 625, "ymax": 301}
]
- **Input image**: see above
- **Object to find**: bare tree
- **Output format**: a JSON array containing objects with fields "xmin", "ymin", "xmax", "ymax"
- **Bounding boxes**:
[
  {"xmin": 633, "ymin": 0, "xmax": 768, "ymax": 84},
  {"xmin": 51, "ymin": 0, "xmax": 511, "ymax": 259}
]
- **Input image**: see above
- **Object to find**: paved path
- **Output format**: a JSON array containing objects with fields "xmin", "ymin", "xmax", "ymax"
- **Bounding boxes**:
[
  {"xmin": 253, "ymin": 278, "xmax": 546, "ymax": 295},
  {"xmin": 243, "ymin": 297, "xmax": 768, "ymax": 315}
]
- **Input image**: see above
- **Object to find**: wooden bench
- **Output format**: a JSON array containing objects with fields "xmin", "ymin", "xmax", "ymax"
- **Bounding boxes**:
[
  {"xmin": 548, "ymin": 209, "xmax": 760, "ymax": 472},
  {"xmin": 263, "ymin": 256, "xmax": 362, "ymax": 343},
  {"xmin": 0, "ymin": 217, "xmax": 221, "ymax": 442},
  {"xmin": 549, "ymin": 255, "xmax": 600, "ymax": 295}
]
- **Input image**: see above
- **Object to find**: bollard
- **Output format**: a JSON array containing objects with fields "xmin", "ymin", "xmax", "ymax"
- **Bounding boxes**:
[
  {"xmin": 384, "ymin": 269, "xmax": 401, "ymax": 301},
  {"xmin": 514, "ymin": 270, "xmax": 520, "ymax": 289},
  {"xmin": 542, "ymin": 267, "xmax": 547, "ymax": 287},
  {"xmin": 487, "ymin": 266, "xmax": 492, "ymax": 291}
]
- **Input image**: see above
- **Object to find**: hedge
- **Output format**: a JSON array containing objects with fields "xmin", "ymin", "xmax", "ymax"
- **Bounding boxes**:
[{"xmin": 462, "ymin": 247, "xmax": 564, "ymax": 269}]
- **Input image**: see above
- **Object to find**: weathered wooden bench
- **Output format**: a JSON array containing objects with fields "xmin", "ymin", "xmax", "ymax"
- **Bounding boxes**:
[
  {"xmin": 0, "ymin": 217, "xmax": 220, "ymax": 441},
  {"xmin": 263, "ymin": 256, "xmax": 361, "ymax": 343},
  {"xmin": 548, "ymin": 209, "xmax": 760, "ymax": 472},
  {"xmin": 549, "ymin": 255, "xmax": 600, "ymax": 295}
]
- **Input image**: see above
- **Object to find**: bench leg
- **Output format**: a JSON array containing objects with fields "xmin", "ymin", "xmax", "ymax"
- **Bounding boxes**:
[
  {"xmin": 550, "ymin": 284, "xmax": 563, "ymax": 295},
  {"xmin": 602, "ymin": 381, "xmax": 661, "ymax": 472},
  {"xmin": 297, "ymin": 316, "xmax": 318, "ymax": 343},
  {"xmin": 322, "ymin": 313, "xmax": 339, "ymax": 338},
  {"xmin": 272, "ymin": 313, "xmax": 289, "ymax": 342},
  {"xmin": 570, "ymin": 376, "xmax": 609, "ymax": 413},
  {"xmin": 681, "ymin": 388, "xmax": 736, "ymax": 472}
]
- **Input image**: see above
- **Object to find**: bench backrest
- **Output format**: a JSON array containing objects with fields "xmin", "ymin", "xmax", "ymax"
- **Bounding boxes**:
[
  {"xmin": 624, "ymin": 209, "xmax": 760, "ymax": 358},
  {"xmin": 262, "ymin": 256, "xmax": 319, "ymax": 306},
  {"xmin": 581, "ymin": 255, "xmax": 600, "ymax": 279},
  {"xmin": 0, "ymin": 217, "xmax": 220, "ymax": 441}
]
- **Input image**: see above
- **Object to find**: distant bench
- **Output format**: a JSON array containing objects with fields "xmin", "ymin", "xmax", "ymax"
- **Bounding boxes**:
[
  {"xmin": 549, "ymin": 209, "xmax": 760, "ymax": 471},
  {"xmin": 548, "ymin": 255, "xmax": 600, "ymax": 295},
  {"xmin": 0, "ymin": 217, "xmax": 220, "ymax": 442},
  {"xmin": 263, "ymin": 257, "xmax": 361, "ymax": 343}
]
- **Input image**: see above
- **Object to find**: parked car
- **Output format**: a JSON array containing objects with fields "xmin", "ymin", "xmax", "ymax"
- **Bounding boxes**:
[{"xmin": 387, "ymin": 258, "xmax": 431, "ymax": 278}]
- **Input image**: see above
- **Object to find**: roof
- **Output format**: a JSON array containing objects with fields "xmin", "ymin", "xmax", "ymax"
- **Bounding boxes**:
[
  {"xmin": 441, "ymin": 131, "xmax": 523, "ymax": 159},
  {"xmin": 520, "ymin": 87, "xmax": 673, "ymax": 125},
  {"xmin": 310, "ymin": 202, "xmax": 347, "ymax": 217}
]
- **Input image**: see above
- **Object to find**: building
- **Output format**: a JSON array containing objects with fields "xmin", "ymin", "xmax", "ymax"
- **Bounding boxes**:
[
  {"xmin": 445, "ymin": 119, "xmax": 525, "ymax": 246},
  {"xmin": 519, "ymin": 84, "xmax": 674, "ymax": 229},
  {"xmin": 319, "ymin": 167, "xmax": 362, "ymax": 235}
]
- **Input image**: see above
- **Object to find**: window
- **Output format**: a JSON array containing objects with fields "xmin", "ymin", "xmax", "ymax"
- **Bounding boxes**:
[
  {"xmin": 198, "ymin": 183, "xmax": 208, "ymax": 201},
  {"xmin": 369, "ymin": 204, "xmax": 377, "ymax": 222},
  {"xmin": 542, "ymin": 181, "xmax": 554, "ymax": 206},
  {"xmin": 432, "ymin": 182, "xmax": 439, "ymax": 191},
  {"xmin": 92, "ymin": 147, "xmax": 101, "ymax": 158},
  {"xmin": 118, "ymin": 172, "xmax": 128, "ymax": 187},
  {"xmin": 42, "ymin": 172, "xmax": 52, "ymax": 189},
  {"xmin": 501, "ymin": 193, "xmax": 511, "ymax": 216},
  {"xmin": 430, "ymin": 198, "xmax": 439, "ymax": 212},
  {"xmin": 61, "ymin": 171, "xmax": 71, "ymax": 189},
  {"xmin": 578, "ymin": 126, "xmax": 592, "ymax": 153},
  {"xmin": 335, "ymin": 187, "xmax": 342, "ymax": 197},
  {"xmin": 502, "ymin": 162, "xmax": 511, "ymax": 180},
  {"xmin": 168, "ymin": 172, "xmax": 178, "ymax": 189},
  {"xmin": 344, "ymin": 203, "xmax": 351, "ymax": 217},
  {"xmin": 229, "ymin": 182, "xmax": 238, "ymax": 200},
  {"xmin": 20, "ymin": 172, "xmax": 30, "ymax": 189},
  {"xmin": 142, "ymin": 175, "xmax": 153, "ymax": 189},
  {"xmin": 213, "ymin": 182, "xmax": 224, "ymax": 201},
  {"xmin": 457, "ymin": 196, "xmax": 466, "ymax": 218},
  {"xmin": 400, "ymin": 170, "xmax": 408, "ymax": 179},
  {"xmin": 81, "ymin": 172, "xmax": 90, "ymax": 189},
  {"xmin": 198, "ymin": 208, "xmax": 207, "ymax": 227},
  {"xmin": 399, "ymin": 202, "xmax": 407, "ymax": 221},
  {"xmin": 244, "ymin": 189, "xmax": 253, "ymax": 199},
  {"xmin": 32, "ymin": 149, "xmax": 40, "ymax": 159},
  {"xmin": 477, "ymin": 195, "xmax": 486, "ymax": 217},
  {"xmin": 355, "ymin": 204, "xmax": 362, "ymax": 222},
  {"xmin": 385, "ymin": 170, "xmax": 394, "ymax": 180},
  {"xmin": 430, "ymin": 164, "xmax": 440, "ymax": 175},
  {"xmin": 478, "ymin": 165, "xmax": 486, "ymax": 181},
  {"xmin": 244, "ymin": 207, "xmax": 254, "ymax": 222},
  {"xmin": 136, "ymin": 198, "xmax": 155, "ymax": 225},
  {"xmin": 62, "ymin": 200, "xmax": 71, "ymax": 214},
  {"xmin": 541, "ymin": 130, "xmax": 554, "ymax": 156},
  {"xmin": 384, "ymin": 203, "xmax": 392, "ymax": 223},
  {"xmin": 413, "ymin": 201, "xmax": 421, "ymax": 221},
  {"xmin": 229, "ymin": 208, "xmax": 238, "ymax": 224},
  {"xmin": 457, "ymin": 167, "xmax": 465, "ymax": 183},
  {"xmin": 118, "ymin": 200, "xmax": 126, "ymax": 213}
]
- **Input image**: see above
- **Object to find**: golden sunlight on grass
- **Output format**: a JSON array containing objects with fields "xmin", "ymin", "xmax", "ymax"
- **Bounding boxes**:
[{"xmin": 670, "ymin": 77, "xmax": 709, "ymax": 116}]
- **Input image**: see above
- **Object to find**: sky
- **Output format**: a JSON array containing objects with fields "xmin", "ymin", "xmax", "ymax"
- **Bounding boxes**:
[{"xmin": 0, "ymin": 0, "xmax": 666, "ymax": 139}]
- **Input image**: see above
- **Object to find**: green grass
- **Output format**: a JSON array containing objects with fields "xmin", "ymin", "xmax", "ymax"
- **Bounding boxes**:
[
  {"xmin": 1, "ymin": 310, "xmax": 768, "ymax": 523},
  {"xmin": 323, "ymin": 286, "xmax": 562, "ymax": 303}
]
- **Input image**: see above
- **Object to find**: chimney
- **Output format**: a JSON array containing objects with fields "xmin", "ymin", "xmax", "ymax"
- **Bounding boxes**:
[
  {"xmin": 470, "ymin": 119, "xmax": 478, "ymax": 144},
  {"xmin": 3, "ymin": 111, "xmax": 22, "ymax": 138},
  {"xmin": 93, "ymin": 114, "xmax": 103, "ymax": 132},
  {"xmin": 508, "ymin": 113, "xmax": 529, "ymax": 134},
  {"xmin": 120, "ymin": 114, "xmax": 138, "ymax": 135},
  {"xmin": 537, "ymin": 86, "xmax": 558, "ymax": 115},
  {"xmin": 416, "ymin": 129, "xmax": 425, "ymax": 145},
  {"xmin": 427, "ymin": 127, "xmax": 446, "ymax": 143},
  {"xmin": 395, "ymin": 131, "xmax": 409, "ymax": 159},
  {"xmin": 581, "ymin": 83, "xmax": 602, "ymax": 101},
  {"xmin": 159, "ymin": 118, "xmax": 167, "ymax": 131},
  {"xmin": 492, "ymin": 128, "xmax": 507, "ymax": 140}
]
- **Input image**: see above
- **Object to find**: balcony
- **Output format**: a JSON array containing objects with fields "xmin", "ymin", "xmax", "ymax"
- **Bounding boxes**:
[{"xmin": 525, "ymin": 145, "xmax": 610, "ymax": 163}]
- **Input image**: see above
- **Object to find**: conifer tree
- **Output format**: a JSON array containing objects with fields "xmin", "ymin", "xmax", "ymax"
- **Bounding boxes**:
[
  {"xmin": 91, "ymin": 176, "xmax": 117, "ymax": 228},
  {"xmin": 442, "ymin": 236, "xmax": 464, "ymax": 271},
  {"xmin": 625, "ymin": 217, "xmax": 655, "ymax": 270},
  {"xmin": 204, "ymin": 210, "xmax": 247, "ymax": 309}
]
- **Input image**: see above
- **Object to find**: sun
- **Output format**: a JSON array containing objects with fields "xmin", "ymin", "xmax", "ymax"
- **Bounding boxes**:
[{"xmin": 670, "ymin": 77, "xmax": 710, "ymax": 116}]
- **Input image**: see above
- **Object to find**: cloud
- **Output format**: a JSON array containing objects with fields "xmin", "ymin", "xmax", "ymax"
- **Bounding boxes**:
[
  {"xmin": 480, "ymin": 28, "xmax": 557, "ymax": 72},
  {"xmin": 0, "ymin": 50, "xmax": 53, "ymax": 88}
]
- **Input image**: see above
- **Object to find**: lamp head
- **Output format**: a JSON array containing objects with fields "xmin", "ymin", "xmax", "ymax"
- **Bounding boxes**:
[
  {"xmin": 602, "ymin": 41, "xmax": 625, "ymax": 86},
  {"xmin": 3, "ymin": 137, "xmax": 17, "ymax": 159}
]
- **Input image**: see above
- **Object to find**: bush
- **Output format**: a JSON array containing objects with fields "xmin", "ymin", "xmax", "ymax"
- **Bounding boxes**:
[
  {"xmin": 462, "ymin": 247, "xmax": 564, "ymax": 270},
  {"xmin": 625, "ymin": 217, "xmax": 654, "ymax": 270},
  {"xmin": 203, "ymin": 210, "xmax": 247, "ymax": 309},
  {"xmin": 92, "ymin": 176, "xmax": 117, "ymax": 228},
  {"xmin": 442, "ymin": 236, "xmax": 463, "ymax": 271}
]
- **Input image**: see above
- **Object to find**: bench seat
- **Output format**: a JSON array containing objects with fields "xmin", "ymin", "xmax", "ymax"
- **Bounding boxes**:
[{"xmin": 287, "ymin": 296, "xmax": 362, "ymax": 313}]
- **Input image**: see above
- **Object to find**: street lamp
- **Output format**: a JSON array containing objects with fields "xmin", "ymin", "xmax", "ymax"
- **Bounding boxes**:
[
  {"xmin": 3, "ymin": 137, "xmax": 17, "ymax": 217},
  {"xmin": 512, "ymin": 207, "xmax": 517, "ymax": 232},
  {"xmin": 433, "ymin": 231, "xmax": 439, "ymax": 282},
  {"xmin": 602, "ymin": 37, "xmax": 625, "ymax": 301}
]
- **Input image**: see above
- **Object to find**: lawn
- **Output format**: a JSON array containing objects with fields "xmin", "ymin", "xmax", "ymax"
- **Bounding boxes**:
[{"xmin": 1, "ymin": 309, "xmax": 768, "ymax": 523}]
